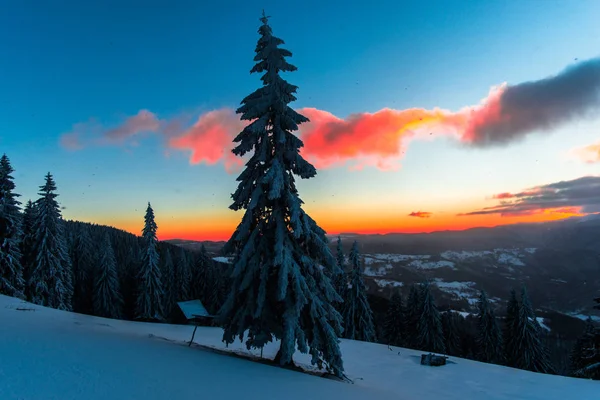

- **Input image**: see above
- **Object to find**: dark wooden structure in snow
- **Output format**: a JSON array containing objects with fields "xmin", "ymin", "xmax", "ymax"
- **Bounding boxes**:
[
  {"xmin": 176, "ymin": 299, "xmax": 214, "ymax": 346},
  {"xmin": 420, "ymin": 353, "xmax": 448, "ymax": 367}
]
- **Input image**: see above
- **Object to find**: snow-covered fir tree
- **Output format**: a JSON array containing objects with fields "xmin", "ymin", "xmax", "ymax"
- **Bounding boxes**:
[
  {"xmin": 417, "ymin": 281, "xmax": 445, "ymax": 354},
  {"xmin": 160, "ymin": 247, "xmax": 177, "ymax": 319},
  {"xmin": 570, "ymin": 317, "xmax": 600, "ymax": 379},
  {"xmin": 175, "ymin": 247, "xmax": 191, "ymax": 302},
  {"xmin": 383, "ymin": 290, "xmax": 404, "ymax": 347},
  {"xmin": 217, "ymin": 12, "xmax": 344, "ymax": 376},
  {"xmin": 28, "ymin": 173, "xmax": 73, "ymax": 310},
  {"xmin": 441, "ymin": 311, "xmax": 462, "ymax": 356},
  {"xmin": 71, "ymin": 225, "xmax": 95, "ymax": 313},
  {"xmin": 0, "ymin": 154, "xmax": 25, "ymax": 298},
  {"xmin": 477, "ymin": 290, "xmax": 504, "ymax": 364},
  {"xmin": 122, "ymin": 245, "xmax": 140, "ymax": 320},
  {"xmin": 332, "ymin": 236, "xmax": 347, "ymax": 310},
  {"xmin": 20, "ymin": 199, "xmax": 36, "ymax": 299},
  {"xmin": 404, "ymin": 284, "xmax": 421, "ymax": 348},
  {"xmin": 93, "ymin": 233, "xmax": 123, "ymax": 319},
  {"xmin": 343, "ymin": 241, "xmax": 376, "ymax": 342},
  {"xmin": 195, "ymin": 245, "xmax": 215, "ymax": 309},
  {"xmin": 503, "ymin": 288, "xmax": 520, "ymax": 367},
  {"xmin": 513, "ymin": 286, "xmax": 554, "ymax": 373},
  {"xmin": 136, "ymin": 202, "xmax": 164, "ymax": 321}
]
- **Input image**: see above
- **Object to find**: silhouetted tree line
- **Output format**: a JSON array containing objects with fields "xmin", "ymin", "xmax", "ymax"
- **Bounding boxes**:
[{"xmin": 0, "ymin": 154, "xmax": 227, "ymax": 323}]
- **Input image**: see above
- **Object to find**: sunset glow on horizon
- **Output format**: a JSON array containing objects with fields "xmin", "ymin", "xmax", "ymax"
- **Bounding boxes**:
[{"xmin": 2, "ymin": 1, "xmax": 600, "ymax": 243}]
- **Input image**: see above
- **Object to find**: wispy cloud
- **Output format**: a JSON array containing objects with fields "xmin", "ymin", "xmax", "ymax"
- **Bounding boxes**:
[
  {"xmin": 60, "ymin": 131, "xmax": 84, "ymax": 150},
  {"xmin": 569, "ymin": 140, "xmax": 600, "ymax": 163},
  {"xmin": 103, "ymin": 110, "xmax": 160, "ymax": 142},
  {"xmin": 459, "ymin": 176, "xmax": 600, "ymax": 217},
  {"xmin": 60, "ymin": 110, "xmax": 161, "ymax": 150},
  {"xmin": 60, "ymin": 56, "xmax": 600, "ymax": 172},
  {"xmin": 408, "ymin": 211, "xmax": 432, "ymax": 218}
]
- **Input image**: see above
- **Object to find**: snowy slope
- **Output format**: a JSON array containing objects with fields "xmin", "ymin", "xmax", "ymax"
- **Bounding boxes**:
[{"xmin": 0, "ymin": 295, "xmax": 598, "ymax": 400}]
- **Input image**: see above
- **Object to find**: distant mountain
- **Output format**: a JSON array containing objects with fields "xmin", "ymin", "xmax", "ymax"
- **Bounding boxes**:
[
  {"xmin": 164, "ymin": 239, "xmax": 226, "ymax": 255},
  {"xmin": 167, "ymin": 215, "xmax": 600, "ymax": 330}
]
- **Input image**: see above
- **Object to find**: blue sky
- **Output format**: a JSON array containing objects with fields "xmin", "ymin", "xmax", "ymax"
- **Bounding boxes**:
[{"xmin": 1, "ymin": 0, "xmax": 599, "ymax": 239}]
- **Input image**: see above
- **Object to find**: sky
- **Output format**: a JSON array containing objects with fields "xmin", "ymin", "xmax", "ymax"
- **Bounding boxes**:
[{"xmin": 1, "ymin": 0, "xmax": 600, "ymax": 241}]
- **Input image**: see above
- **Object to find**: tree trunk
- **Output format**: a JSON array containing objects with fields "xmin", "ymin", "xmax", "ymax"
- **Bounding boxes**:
[{"xmin": 274, "ymin": 344, "xmax": 295, "ymax": 367}]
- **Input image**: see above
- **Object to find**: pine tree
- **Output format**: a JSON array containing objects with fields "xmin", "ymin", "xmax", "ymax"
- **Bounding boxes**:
[
  {"xmin": 189, "ymin": 245, "xmax": 209, "ymax": 305},
  {"xmin": 136, "ymin": 202, "xmax": 164, "ymax": 321},
  {"xmin": 570, "ymin": 317, "xmax": 600, "ymax": 378},
  {"xmin": 122, "ymin": 245, "xmax": 140, "ymax": 320},
  {"xmin": 0, "ymin": 154, "xmax": 25, "ymax": 298},
  {"xmin": 175, "ymin": 247, "xmax": 191, "ymax": 302},
  {"xmin": 383, "ymin": 290, "xmax": 404, "ymax": 346},
  {"xmin": 417, "ymin": 281, "xmax": 445, "ymax": 353},
  {"xmin": 477, "ymin": 290, "xmax": 504, "ymax": 364},
  {"xmin": 216, "ymin": 12, "xmax": 344, "ymax": 376},
  {"xmin": 513, "ymin": 286, "xmax": 554, "ymax": 373},
  {"xmin": 29, "ymin": 173, "xmax": 73, "ymax": 310},
  {"xmin": 20, "ymin": 199, "xmax": 36, "ymax": 299},
  {"xmin": 198, "ymin": 245, "xmax": 215, "ymax": 309},
  {"xmin": 404, "ymin": 284, "xmax": 421, "ymax": 348},
  {"xmin": 441, "ymin": 311, "xmax": 462, "ymax": 356},
  {"xmin": 333, "ymin": 236, "xmax": 347, "ymax": 310},
  {"xmin": 160, "ymin": 247, "xmax": 176, "ymax": 319},
  {"xmin": 503, "ymin": 288, "xmax": 520, "ymax": 367},
  {"xmin": 343, "ymin": 241, "xmax": 376, "ymax": 342},
  {"xmin": 72, "ymin": 226, "xmax": 95, "ymax": 313},
  {"xmin": 93, "ymin": 233, "xmax": 123, "ymax": 319}
]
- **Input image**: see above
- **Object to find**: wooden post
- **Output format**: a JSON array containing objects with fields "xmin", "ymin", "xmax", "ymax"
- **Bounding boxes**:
[{"xmin": 189, "ymin": 318, "xmax": 199, "ymax": 347}]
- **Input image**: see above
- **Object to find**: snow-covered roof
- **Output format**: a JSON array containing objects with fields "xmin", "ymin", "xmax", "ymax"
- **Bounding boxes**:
[{"xmin": 177, "ymin": 300, "xmax": 212, "ymax": 319}]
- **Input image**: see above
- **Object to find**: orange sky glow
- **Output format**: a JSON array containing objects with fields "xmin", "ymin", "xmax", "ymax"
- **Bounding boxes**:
[{"xmin": 98, "ymin": 206, "xmax": 583, "ymax": 242}]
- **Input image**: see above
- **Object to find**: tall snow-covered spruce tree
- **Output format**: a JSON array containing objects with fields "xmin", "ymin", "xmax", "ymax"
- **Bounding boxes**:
[
  {"xmin": 343, "ymin": 241, "xmax": 376, "ymax": 342},
  {"xmin": 333, "ymin": 236, "xmax": 347, "ymax": 310},
  {"xmin": 477, "ymin": 290, "xmax": 503, "ymax": 364},
  {"xmin": 503, "ymin": 288, "xmax": 520, "ymax": 366},
  {"xmin": 136, "ymin": 202, "xmax": 164, "ymax": 321},
  {"xmin": 383, "ymin": 290, "xmax": 404, "ymax": 347},
  {"xmin": 217, "ymin": 12, "xmax": 344, "ymax": 376},
  {"xmin": 0, "ymin": 154, "xmax": 25, "ymax": 298},
  {"xmin": 417, "ymin": 281, "xmax": 445, "ymax": 354},
  {"xmin": 20, "ymin": 199, "xmax": 36, "ymax": 299},
  {"xmin": 93, "ymin": 233, "xmax": 123, "ymax": 319},
  {"xmin": 29, "ymin": 173, "xmax": 73, "ymax": 310},
  {"xmin": 513, "ymin": 286, "xmax": 554, "ymax": 373}
]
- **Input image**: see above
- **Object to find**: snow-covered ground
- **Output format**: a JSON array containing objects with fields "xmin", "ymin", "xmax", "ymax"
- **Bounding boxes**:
[
  {"xmin": 364, "ymin": 264, "xmax": 394, "ymax": 277},
  {"xmin": 364, "ymin": 254, "xmax": 431, "ymax": 265},
  {"xmin": 408, "ymin": 259, "xmax": 456, "ymax": 270},
  {"xmin": 569, "ymin": 313, "xmax": 600, "ymax": 322},
  {"xmin": 373, "ymin": 279, "xmax": 403, "ymax": 288},
  {"xmin": 440, "ymin": 248, "xmax": 532, "ymax": 266},
  {"xmin": 433, "ymin": 279, "xmax": 480, "ymax": 305},
  {"xmin": 0, "ymin": 295, "xmax": 597, "ymax": 400}
]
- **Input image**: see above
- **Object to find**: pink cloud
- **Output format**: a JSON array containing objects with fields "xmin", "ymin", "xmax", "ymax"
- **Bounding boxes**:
[
  {"xmin": 298, "ymin": 107, "xmax": 465, "ymax": 171},
  {"xmin": 103, "ymin": 110, "xmax": 160, "ymax": 142},
  {"xmin": 60, "ymin": 110, "xmax": 161, "ymax": 149},
  {"xmin": 60, "ymin": 132, "xmax": 84, "ymax": 151},
  {"xmin": 168, "ymin": 109, "xmax": 245, "ymax": 172}
]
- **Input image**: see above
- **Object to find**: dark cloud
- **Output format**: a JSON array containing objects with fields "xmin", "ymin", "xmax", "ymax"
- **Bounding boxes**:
[
  {"xmin": 463, "ymin": 57, "xmax": 600, "ymax": 146},
  {"xmin": 408, "ymin": 211, "xmax": 432, "ymax": 218},
  {"xmin": 459, "ymin": 176, "xmax": 600, "ymax": 216}
]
